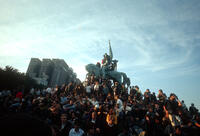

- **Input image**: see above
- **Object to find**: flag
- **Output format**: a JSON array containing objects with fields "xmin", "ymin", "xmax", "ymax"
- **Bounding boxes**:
[{"xmin": 109, "ymin": 40, "xmax": 113, "ymax": 60}]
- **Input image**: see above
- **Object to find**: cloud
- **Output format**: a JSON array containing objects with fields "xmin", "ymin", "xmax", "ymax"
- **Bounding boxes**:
[{"xmin": 0, "ymin": 0, "xmax": 200, "ymax": 82}]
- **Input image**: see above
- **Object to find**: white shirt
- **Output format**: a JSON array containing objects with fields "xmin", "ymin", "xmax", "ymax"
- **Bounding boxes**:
[
  {"xmin": 36, "ymin": 90, "xmax": 41, "ymax": 95},
  {"xmin": 30, "ymin": 88, "xmax": 34, "ymax": 94},
  {"xmin": 46, "ymin": 87, "xmax": 52, "ymax": 93},
  {"xmin": 69, "ymin": 128, "xmax": 84, "ymax": 136},
  {"xmin": 86, "ymin": 86, "xmax": 91, "ymax": 93},
  {"xmin": 61, "ymin": 97, "xmax": 68, "ymax": 104},
  {"xmin": 88, "ymin": 98, "xmax": 99, "ymax": 107},
  {"xmin": 94, "ymin": 84, "xmax": 99, "ymax": 91},
  {"xmin": 117, "ymin": 98, "xmax": 123, "ymax": 109}
]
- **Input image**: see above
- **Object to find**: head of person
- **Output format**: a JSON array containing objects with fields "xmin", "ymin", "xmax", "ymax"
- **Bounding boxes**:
[
  {"xmin": 61, "ymin": 114, "xmax": 67, "ymax": 124},
  {"xmin": 114, "ymin": 82, "xmax": 118, "ymax": 86},
  {"xmin": 170, "ymin": 93, "xmax": 176, "ymax": 101},
  {"xmin": 74, "ymin": 120, "xmax": 80, "ymax": 132},
  {"xmin": 155, "ymin": 103, "xmax": 159, "ymax": 109},
  {"xmin": 135, "ymin": 85, "xmax": 139, "ymax": 90},
  {"xmin": 104, "ymin": 53, "xmax": 108, "ymax": 57},
  {"xmin": 114, "ymin": 95, "xmax": 119, "ymax": 100},
  {"xmin": 158, "ymin": 89, "xmax": 163, "ymax": 94},
  {"xmin": 69, "ymin": 100, "xmax": 73, "ymax": 105}
]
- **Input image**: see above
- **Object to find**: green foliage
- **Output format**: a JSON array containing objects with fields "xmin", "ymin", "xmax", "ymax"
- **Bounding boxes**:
[{"xmin": 0, "ymin": 66, "xmax": 44, "ymax": 91}]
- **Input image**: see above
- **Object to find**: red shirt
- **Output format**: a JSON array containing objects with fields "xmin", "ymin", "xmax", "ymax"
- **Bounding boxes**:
[{"xmin": 16, "ymin": 92, "xmax": 22, "ymax": 99}]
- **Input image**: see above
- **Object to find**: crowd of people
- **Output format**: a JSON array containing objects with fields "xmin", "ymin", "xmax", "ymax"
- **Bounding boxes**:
[{"xmin": 0, "ymin": 74, "xmax": 200, "ymax": 136}]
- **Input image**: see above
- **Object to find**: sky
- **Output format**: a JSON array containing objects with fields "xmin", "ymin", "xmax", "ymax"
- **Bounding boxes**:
[{"xmin": 0, "ymin": 0, "xmax": 200, "ymax": 109}]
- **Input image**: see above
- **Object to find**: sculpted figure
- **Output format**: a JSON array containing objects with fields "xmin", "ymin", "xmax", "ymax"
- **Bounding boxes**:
[{"xmin": 85, "ymin": 41, "xmax": 131, "ymax": 87}]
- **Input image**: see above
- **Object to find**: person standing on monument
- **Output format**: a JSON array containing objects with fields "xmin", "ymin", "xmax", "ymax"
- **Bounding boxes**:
[
  {"xmin": 102, "ymin": 53, "xmax": 111, "ymax": 67},
  {"xmin": 102, "ymin": 53, "xmax": 111, "ymax": 79}
]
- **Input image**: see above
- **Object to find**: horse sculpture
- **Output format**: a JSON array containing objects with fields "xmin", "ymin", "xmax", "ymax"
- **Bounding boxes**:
[{"xmin": 85, "ymin": 64, "xmax": 130, "ymax": 87}]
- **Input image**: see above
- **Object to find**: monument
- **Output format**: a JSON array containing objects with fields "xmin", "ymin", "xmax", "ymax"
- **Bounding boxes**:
[{"xmin": 85, "ymin": 41, "xmax": 131, "ymax": 86}]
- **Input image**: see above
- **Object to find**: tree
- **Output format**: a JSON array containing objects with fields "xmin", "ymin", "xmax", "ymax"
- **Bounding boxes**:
[{"xmin": 0, "ymin": 66, "xmax": 44, "ymax": 92}]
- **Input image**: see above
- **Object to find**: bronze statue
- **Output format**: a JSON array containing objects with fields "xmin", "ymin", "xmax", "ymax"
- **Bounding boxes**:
[{"xmin": 85, "ymin": 41, "xmax": 131, "ymax": 87}]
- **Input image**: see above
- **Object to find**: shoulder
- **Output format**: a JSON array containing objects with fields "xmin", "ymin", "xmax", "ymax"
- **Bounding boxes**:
[
  {"xmin": 69, "ymin": 128, "xmax": 75, "ymax": 133},
  {"xmin": 79, "ymin": 128, "xmax": 84, "ymax": 134}
]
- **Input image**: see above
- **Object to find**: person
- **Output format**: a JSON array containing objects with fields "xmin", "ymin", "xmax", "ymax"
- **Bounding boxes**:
[
  {"xmin": 106, "ymin": 108, "xmax": 118, "ymax": 125},
  {"xmin": 181, "ymin": 100, "xmax": 188, "ymax": 112},
  {"xmin": 113, "ymin": 82, "xmax": 121, "ymax": 95},
  {"xmin": 94, "ymin": 81, "xmax": 100, "ymax": 93},
  {"xmin": 104, "ymin": 115, "xmax": 118, "ymax": 136},
  {"xmin": 115, "ymin": 95, "xmax": 123, "ymax": 110},
  {"xmin": 57, "ymin": 114, "xmax": 71, "ymax": 136},
  {"xmin": 69, "ymin": 120, "xmax": 84, "ymax": 136},
  {"xmin": 144, "ymin": 89, "xmax": 151, "ymax": 104},
  {"xmin": 165, "ymin": 93, "xmax": 182, "ymax": 115},
  {"xmin": 63, "ymin": 100, "xmax": 75, "ymax": 111},
  {"xmin": 60, "ymin": 93, "xmax": 68, "ymax": 105},
  {"xmin": 189, "ymin": 103, "xmax": 199, "ymax": 117},
  {"xmin": 164, "ymin": 93, "xmax": 182, "ymax": 127},
  {"xmin": 102, "ymin": 53, "xmax": 111, "ymax": 67},
  {"xmin": 102, "ymin": 83, "xmax": 109, "ymax": 96},
  {"xmin": 86, "ymin": 111, "xmax": 101, "ymax": 135},
  {"xmin": 85, "ymin": 82, "xmax": 92, "ymax": 96},
  {"xmin": 134, "ymin": 86, "xmax": 142, "ymax": 100},
  {"xmin": 157, "ymin": 89, "xmax": 167, "ymax": 103},
  {"xmin": 102, "ymin": 53, "xmax": 112, "ymax": 79}
]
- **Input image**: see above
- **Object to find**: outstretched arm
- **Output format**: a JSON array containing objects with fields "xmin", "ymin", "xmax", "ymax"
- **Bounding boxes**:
[{"xmin": 195, "ymin": 122, "xmax": 200, "ymax": 128}]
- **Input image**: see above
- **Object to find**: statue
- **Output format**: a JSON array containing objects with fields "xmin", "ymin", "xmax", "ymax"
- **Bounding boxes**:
[
  {"xmin": 85, "ymin": 41, "xmax": 131, "ymax": 87},
  {"xmin": 85, "ymin": 63, "xmax": 130, "ymax": 86},
  {"xmin": 85, "ymin": 64, "xmax": 102, "ymax": 78}
]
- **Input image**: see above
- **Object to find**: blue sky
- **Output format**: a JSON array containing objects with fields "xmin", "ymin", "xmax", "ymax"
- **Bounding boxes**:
[{"xmin": 0, "ymin": 0, "xmax": 200, "ymax": 109}]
